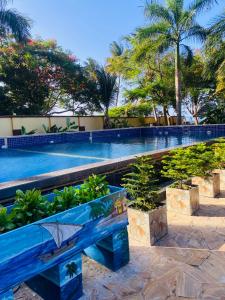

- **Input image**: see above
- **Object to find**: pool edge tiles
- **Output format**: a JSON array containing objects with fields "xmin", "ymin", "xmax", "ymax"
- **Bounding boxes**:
[
  {"xmin": 3, "ymin": 124, "xmax": 225, "ymax": 148},
  {"xmin": 0, "ymin": 139, "xmax": 213, "ymax": 200}
]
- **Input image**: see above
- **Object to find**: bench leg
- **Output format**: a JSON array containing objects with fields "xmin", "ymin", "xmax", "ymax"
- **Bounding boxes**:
[
  {"xmin": 0, "ymin": 290, "xmax": 14, "ymax": 300},
  {"xmin": 84, "ymin": 227, "xmax": 129, "ymax": 271},
  {"xmin": 26, "ymin": 253, "xmax": 82, "ymax": 300}
]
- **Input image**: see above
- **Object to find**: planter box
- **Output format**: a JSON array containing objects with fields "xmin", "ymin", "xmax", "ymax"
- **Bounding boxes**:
[
  {"xmin": 0, "ymin": 185, "xmax": 129, "ymax": 300},
  {"xmin": 166, "ymin": 186, "xmax": 199, "ymax": 215},
  {"xmin": 214, "ymin": 169, "xmax": 225, "ymax": 191},
  {"xmin": 192, "ymin": 173, "xmax": 220, "ymax": 197},
  {"xmin": 127, "ymin": 205, "xmax": 168, "ymax": 246}
]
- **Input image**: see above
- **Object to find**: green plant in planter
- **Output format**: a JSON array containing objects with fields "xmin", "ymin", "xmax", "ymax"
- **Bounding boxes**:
[
  {"xmin": 49, "ymin": 186, "xmax": 79, "ymax": 214},
  {"xmin": 161, "ymin": 148, "xmax": 194, "ymax": 189},
  {"xmin": 0, "ymin": 206, "xmax": 15, "ymax": 233},
  {"xmin": 211, "ymin": 138, "xmax": 225, "ymax": 169},
  {"xmin": 185, "ymin": 143, "xmax": 218, "ymax": 178},
  {"xmin": 21, "ymin": 126, "xmax": 37, "ymax": 135},
  {"xmin": 122, "ymin": 156, "xmax": 159, "ymax": 211},
  {"xmin": 63, "ymin": 117, "xmax": 78, "ymax": 132},
  {"xmin": 42, "ymin": 124, "xmax": 63, "ymax": 133},
  {"xmin": 76, "ymin": 174, "xmax": 110, "ymax": 203},
  {"xmin": 12, "ymin": 189, "xmax": 50, "ymax": 227}
]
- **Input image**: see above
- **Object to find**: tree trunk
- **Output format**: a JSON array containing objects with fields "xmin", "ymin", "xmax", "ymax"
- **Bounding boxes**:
[
  {"xmin": 116, "ymin": 76, "xmax": 121, "ymax": 107},
  {"xmin": 104, "ymin": 107, "xmax": 110, "ymax": 129},
  {"xmin": 175, "ymin": 43, "xmax": 182, "ymax": 125},
  {"xmin": 194, "ymin": 115, "xmax": 199, "ymax": 125},
  {"xmin": 163, "ymin": 105, "xmax": 168, "ymax": 126},
  {"xmin": 153, "ymin": 105, "xmax": 158, "ymax": 124}
]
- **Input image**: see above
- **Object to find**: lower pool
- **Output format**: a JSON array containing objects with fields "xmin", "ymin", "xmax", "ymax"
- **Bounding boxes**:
[{"xmin": 0, "ymin": 130, "xmax": 224, "ymax": 184}]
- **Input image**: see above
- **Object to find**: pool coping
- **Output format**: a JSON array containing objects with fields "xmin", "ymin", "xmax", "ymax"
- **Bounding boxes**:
[{"xmin": 0, "ymin": 139, "xmax": 214, "ymax": 200}]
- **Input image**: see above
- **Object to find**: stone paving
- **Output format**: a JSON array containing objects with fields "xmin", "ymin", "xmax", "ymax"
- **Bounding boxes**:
[{"xmin": 15, "ymin": 192, "xmax": 225, "ymax": 300}]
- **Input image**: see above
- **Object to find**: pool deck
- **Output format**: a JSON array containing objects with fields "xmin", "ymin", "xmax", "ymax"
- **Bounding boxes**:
[{"xmin": 15, "ymin": 191, "xmax": 225, "ymax": 299}]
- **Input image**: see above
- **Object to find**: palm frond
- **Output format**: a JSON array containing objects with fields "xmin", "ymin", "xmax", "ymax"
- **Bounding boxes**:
[
  {"xmin": 110, "ymin": 41, "xmax": 124, "ymax": 56},
  {"xmin": 184, "ymin": 23, "xmax": 207, "ymax": 42},
  {"xmin": 95, "ymin": 66, "xmax": 117, "ymax": 109},
  {"xmin": 145, "ymin": 1, "xmax": 174, "ymax": 25},
  {"xmin": 189, "ymin": 0, "xmax": 218, "ymax": 14},
  {"xmin": 0, "ymin": 9, "xmax": 31, "ymax": 42},
  {"xmin": 181, "ymin": 44, "xmax": 193, "ymax": 66},
  {"xmin": 137, "ymin": 22, "xmax": 170, "ymax": 40},
  {"xmin": 166, "ymin": 0, "xmax": 184, "ymax": 24},
  {"xmin": 209, "ymin": 11, "xmax": 225, "ymax": 38}
]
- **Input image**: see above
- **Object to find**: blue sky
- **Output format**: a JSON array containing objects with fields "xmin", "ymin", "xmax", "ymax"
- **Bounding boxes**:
[{"xmin": 11, "ymin": 0, "xmax": 224, "ymax": 65}]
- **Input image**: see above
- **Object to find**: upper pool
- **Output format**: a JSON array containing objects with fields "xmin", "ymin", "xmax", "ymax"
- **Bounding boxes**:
[{"xmin": 0, "ymin": 125, "xmax": 225, "ymax": 184}]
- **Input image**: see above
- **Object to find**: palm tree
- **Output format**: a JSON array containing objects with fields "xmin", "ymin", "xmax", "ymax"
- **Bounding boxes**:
[
  {"xmin": 141, "ymin": 0, "xmax": 217, "ymax": 125},
  {"xmin": 109, "ymin": 41, "xmax": 124, "ymax": 106},
  {"xmin": 205, "ymin": 11, "xmax": 225, "ymax": 94},
  {"xmin": 95, "ymin": 66, "xmax": 117, "ymax": 128},
  {"xmin": 0, "ymin": 0, "xmax": 31, "ymax": 42}
]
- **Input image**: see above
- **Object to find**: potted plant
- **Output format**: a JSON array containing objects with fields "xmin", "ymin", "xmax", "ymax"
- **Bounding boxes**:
[
  {"xmin": 122, "ymin": 156, "xmax": 167, "ymax": 246},
  {"xmin": 189, "ymin": 143, "xmax": 220, "ymax": 197},
  {"xmin": 162, "ymin": 147, "xmax": 199, "ymax": 216},
  {"xmin": 211, "ymin": 138, "xmax": 225, "ymax": 191}
]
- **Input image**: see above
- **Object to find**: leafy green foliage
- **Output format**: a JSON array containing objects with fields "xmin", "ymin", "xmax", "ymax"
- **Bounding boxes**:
[
  {"xmin": 49, "ymin": 186, "xmax": 79, "ymax": 214},
  {"xmin": 122, "ymin": 156, "xmax": 159, "ymax": 211},
  {"xmin": 65, "ymin": 117, "xmax": 78, "ymax": 131},
  {"xmin": 42, "ymin": 124, "xmax": 63, "ymax": 133},
  {"xmin": 0, "ymin": 175, "xmax": 110, "ymax": 234},
  {"xmin": 12, "ymin": 189, "xmax": 50, "ymax": 227},
  {"xmin": 162, "ymin": 144, "xmax": 218, "ymax": 188},
  {"xmin": 76, "ymin": 174, "xmax": 110, "ymax": 203},
  {"xmin": 162, "ymin": 148, "xmax": 195, "ymax": 189},
  {"xmin": 211, "ymin": 138, "xmax": 225, "ymax": 168},
  {"xmin": 109, "ymin": 102, "xmax": 152, "ymax": 118},
  {"xmin": 185, "ymin": 143, "xmax": 218, "ymax": 178},
  {"xmin": 0, "ymin": 206, "xmax": 15, "ymax": 233},
  {"xmin": 21, "ymin": 126, "xmax": 37, "ymax": 135},
  {"xmin": 108, "ymin": 118, "xmax": 129, "ymax": 129}
]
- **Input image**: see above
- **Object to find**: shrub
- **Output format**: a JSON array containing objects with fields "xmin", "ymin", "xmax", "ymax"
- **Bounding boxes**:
[
  {"xmin": 11, "ymin": 189, "xmax": 50, "ymax": 227},
  {"xmin": 211, "ymin": 138, "xmax": 225, "ymax": 169},
  {"xmin": 122, "ymin": 156, "xmax": 159, "ymax": 211},
  {"xmin": 1, "ymin": 174, "xmax": 110, "ymax": 234},
  {"xmin": 161, "ymin": 148, "xmax": 194, "ymax": 189},
  {"xmin": 49, "ymin": 186, "xmax": 79, "ymax": 214},
  {"xmin": 109, "ymin": 118, "xmax": 129, "ymax": 129},
  {"xmin": 162, "ymin": 143, "xmax": 218, "ymax": 189},
  {"xmin": 185, "ymin": 143, "xmax": 218, "ymax": 178},
  {"xmin": 76, "ymin": 174, "xmax": 110, "ymax": 203},
  {"xmin": 0, "ymin": 206, "xmax": 15, "ymax": 233}
]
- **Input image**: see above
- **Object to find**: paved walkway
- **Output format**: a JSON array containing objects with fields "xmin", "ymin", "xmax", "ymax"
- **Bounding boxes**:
[{"xmin": 16, "ymin": 192, "xmax": 225, "ymax": 300}]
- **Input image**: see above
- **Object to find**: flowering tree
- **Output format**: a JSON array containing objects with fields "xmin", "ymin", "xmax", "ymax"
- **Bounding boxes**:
[{"xmin": 0, "ymin": 38, "xmax": 102, "ymax": 115}]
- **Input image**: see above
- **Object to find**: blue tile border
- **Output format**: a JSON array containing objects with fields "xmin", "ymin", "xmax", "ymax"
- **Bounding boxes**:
[
  {"xmin": 0, "ymin": 138, "xmax": 4, "ymax": 148},
  {"xmin": 1, "ymin": 125, "xmax": 225, "ymax": 149}
]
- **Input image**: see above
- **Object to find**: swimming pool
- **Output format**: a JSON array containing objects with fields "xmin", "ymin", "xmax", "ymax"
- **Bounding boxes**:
[{"xmin": 0, "ymin": 125, "xmax": 224, "ymax": 184}]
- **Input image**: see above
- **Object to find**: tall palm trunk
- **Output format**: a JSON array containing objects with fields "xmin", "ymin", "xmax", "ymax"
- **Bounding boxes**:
[
  {"xmin": 104, "ymin": 107, "xmax": 110, "ymax": 129},
  {"xmin": 116, "ymin": 76, "xmax": 121, "ymax": 107},
  {"xmin": 175, "ymin": 43, "xmax": 182, "ymax": 125}
]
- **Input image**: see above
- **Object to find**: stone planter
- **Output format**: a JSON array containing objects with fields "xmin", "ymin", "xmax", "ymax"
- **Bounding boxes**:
[
  {"xmin": 166, "ymin": 185, "xmax": 199, "ymax": 215},
  {"xmin": 127, "ymin": 205, "xmax": 168, "ymax": 246},
  {"xmin": 214, "ymin": 169, "xmax": 225, "ymax": 191},
  {"xmin": 192, "ymin": 173, "xmax": 220, "ymax": 197}
]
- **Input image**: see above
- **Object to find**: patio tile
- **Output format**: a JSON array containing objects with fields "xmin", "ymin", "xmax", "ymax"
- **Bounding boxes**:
[{"xmin": 15, "ymin": 192, "xmax": 225, "ymax": 299}]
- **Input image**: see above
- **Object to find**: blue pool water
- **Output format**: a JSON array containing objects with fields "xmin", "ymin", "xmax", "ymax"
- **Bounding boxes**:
[{"xmin": 0, "ymin": 132, "xmax": 223, "ymax": 183}]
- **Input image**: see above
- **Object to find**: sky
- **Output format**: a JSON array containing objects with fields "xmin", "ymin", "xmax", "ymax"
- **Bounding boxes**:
[{"xmin": 11, "ymin": 0, "xmax": 225, "ymax": 65}]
